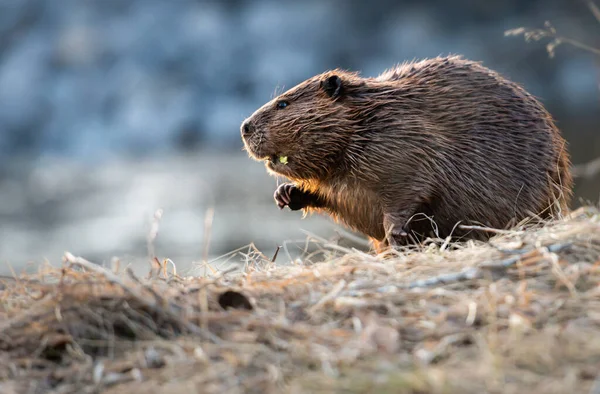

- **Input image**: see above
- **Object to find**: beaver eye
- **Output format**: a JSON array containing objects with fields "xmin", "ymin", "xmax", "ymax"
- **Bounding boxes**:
[{"xmin": 276, "ymin": 100, "xmax": 289, "ymax": 109}]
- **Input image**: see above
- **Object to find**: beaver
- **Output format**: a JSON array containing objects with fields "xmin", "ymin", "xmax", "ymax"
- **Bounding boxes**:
[{"xmin": 240, "ymin": 56, "xmax": 573, "ymax": 250}]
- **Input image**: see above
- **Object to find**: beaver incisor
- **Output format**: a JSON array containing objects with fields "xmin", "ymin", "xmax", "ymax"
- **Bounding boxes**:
[{"xmin": 240, "ymin": 56, "xmax": 573, "ymax": 250}]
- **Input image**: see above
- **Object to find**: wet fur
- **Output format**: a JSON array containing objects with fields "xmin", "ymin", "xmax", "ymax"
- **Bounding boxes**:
[{"xmin": 241, "ymin": 56, "xmax": 573, "ymax": 250}]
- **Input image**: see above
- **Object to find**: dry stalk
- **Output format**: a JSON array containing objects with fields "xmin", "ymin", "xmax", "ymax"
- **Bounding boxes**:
[
  {"xmin": 404, "ymin": 242, "xmax": 572, "ymax": 289},
  {"xmin": 63, "ymin": 252, "xmax": 221, "ymax": 343},
  {"xmin": 1, "ymin": 208, "xmax": 598, "ymax": 393}
]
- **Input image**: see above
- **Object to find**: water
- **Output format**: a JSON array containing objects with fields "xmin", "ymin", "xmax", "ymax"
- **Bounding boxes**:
[{"xmin": 0, "ymin": 151, "xmax": 345, "ymax": 276}]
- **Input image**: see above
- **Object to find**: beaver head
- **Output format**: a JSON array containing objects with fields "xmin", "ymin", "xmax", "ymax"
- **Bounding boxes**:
[{"xmin": 240, "ymin": 70, "xmax": 362, "ymax": 181}]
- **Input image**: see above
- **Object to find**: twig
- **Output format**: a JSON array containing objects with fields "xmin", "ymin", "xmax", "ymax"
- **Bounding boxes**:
[
  {"xmin": 125, "ymin": 268, "xmax": 172, "ymax": 308},
  {"xmin": 584, "ymin": 0, "xmax": 600, "ymax": 24},
  {"xmin": 553, "ymin": 36, "xmax": 600, "ymax": 56},
  {"xmin": 63, "ymin": 252, "xmax": 221, "ymax": 343},
  {"xmin": 415, "ymin": 333, "xmax": 473, "ymax": 364},
  {"xmin": 458, "ymin": 224, "xmax": 519, "ymax": 235},
  {"xmin": 212, "ymin": 266, "xmax": 240, "ymax": 280},
  {"xmin": 546, "ymin": 250, "xmax": 578, "ymax": 297},
  {"xmin": 65, "ymin": 252, "xmax": 149, "ymax": 301},
  {"xmin": 333, "ymin": 228, "xmax": 371, "ymax": 248},
  {"xmin": 308, "ymin": 280, "xmax": 346, "ymax": 314},
  {"xmin": 301, "ymin": 230, "xmax": 352, "ymax": 255},
  {"xmin": 201, "ymin": 207, "xmax": 215, "ymax": 277},
  {"xmin": 505, "ymin": 20, "xmax": 600, "ymax": 57},
  {"xmin": 147, "ymin": 209, "xmax": 163, "ymax": 261},
  {"xmin": 301, "ymin": 230, "xmax": 378, "ymax": 262},
  {"xmin": 403, "ymin": 243, "xmax": 572, "ymax": 289},
  {"xmin": 271, "ymin": 246, "xmax": 281, "ymax": 263}
]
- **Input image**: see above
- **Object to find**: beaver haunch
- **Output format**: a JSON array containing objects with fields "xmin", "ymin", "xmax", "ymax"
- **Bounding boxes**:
[{"xmin": 240, "ymin": 56, "xmax": 572, "ymax": 249}]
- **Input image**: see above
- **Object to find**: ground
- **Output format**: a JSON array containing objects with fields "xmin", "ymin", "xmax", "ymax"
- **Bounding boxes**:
[{"xmin": 1, "ymin": 207, "xmax": 600, "ymax": 394}]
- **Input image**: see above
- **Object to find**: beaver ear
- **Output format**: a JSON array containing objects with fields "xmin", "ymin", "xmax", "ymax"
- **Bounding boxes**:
[{"xmin": 321, "ymin": 75, "xmax": 342, "ymax": 98}]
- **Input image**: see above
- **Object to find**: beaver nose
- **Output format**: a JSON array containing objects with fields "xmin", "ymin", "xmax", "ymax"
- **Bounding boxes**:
[{"xmin": 241, "ymin": 120, "xmax": 254, "ymax": 137}]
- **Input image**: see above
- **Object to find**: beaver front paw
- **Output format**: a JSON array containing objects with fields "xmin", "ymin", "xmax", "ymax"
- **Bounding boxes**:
[{"xmin": 274, "ymin": 183, "xmax": 310, "ymax": 211}]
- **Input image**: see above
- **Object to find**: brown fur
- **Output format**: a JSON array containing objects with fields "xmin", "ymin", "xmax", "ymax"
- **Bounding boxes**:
[{"xmin": 240, "ymin": 56, "xmax": 573, "ymax": 250}]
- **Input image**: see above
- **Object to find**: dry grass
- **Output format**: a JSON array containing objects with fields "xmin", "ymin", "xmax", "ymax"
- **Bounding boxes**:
[{"xmin": 1, "ymin": 207, "xmax": 600, "ymax": 394}]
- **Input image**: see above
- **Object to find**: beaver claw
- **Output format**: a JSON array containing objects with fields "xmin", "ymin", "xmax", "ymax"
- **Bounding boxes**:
[
  {"xmin": 383, "ymin": 212, "xmax": 412, "ymax": 248},
  {"xmin": 387, "ymin": 227, "xmax": 410, "ymax": 248},
  {"xmin": 274, "ymin": 183, "xmax": 309, "ymax": 211}
]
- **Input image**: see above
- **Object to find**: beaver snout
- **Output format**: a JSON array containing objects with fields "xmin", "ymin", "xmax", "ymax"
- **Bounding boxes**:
[
  {"xmin": 241, "ymin": 119, "xmax": 255, "ymax": 138},
  {"xmin": 240, "ymin": 118, "xmax": 269, "ymax": 160}
]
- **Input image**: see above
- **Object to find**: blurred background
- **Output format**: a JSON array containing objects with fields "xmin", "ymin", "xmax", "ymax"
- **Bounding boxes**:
[{"xmin": 0, "ymin": 0, "xmax": 599, "ymax": 275}]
